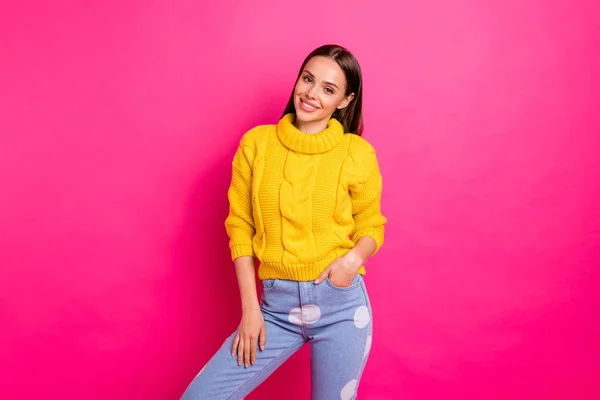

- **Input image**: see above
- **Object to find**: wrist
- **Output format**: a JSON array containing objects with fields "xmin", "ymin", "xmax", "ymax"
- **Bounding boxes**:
[
  {"xmin": 242, "ymin": 305, "xmax": 260, "ymax": 314},
  {"xmin": 345, "ymin": 249, "xmax": 364, "ymax": 270},
  {"xmin": 241, "ymin": 298, "xmax": 260, "ymax": 313}
]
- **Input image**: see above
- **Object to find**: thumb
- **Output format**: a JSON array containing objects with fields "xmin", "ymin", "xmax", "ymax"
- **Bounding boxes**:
[
  {"xmin": 314, "ymin": 267, "xmax": 330, "ymax": 284},
  {"xmin": 259, "ymin": 324, "xmax": 266, "ymax": 351}
]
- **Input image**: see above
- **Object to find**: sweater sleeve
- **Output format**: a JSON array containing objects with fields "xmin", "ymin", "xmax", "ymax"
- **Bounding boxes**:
[
  {"xmin": 224, "ymin": 132, "xmax": 256, "ymax": 260},
  {"xmin": 348, "ymin": 139, "xmax": 387, "ymax": 255}
]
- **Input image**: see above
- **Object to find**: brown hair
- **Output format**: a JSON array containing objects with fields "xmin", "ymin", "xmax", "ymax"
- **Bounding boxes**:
[{"xmin": 281, "ymin": 44, "xmax": 364, "ymax": 136}]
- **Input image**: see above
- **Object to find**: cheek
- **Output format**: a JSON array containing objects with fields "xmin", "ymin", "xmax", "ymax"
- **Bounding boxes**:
[
  {"xmin": 293, "ymin": 80, "xmax": 306, "ymax": 96},
  {"xmin": 321, "ymin": 95, "xmax": 344, "ymax": 111}
]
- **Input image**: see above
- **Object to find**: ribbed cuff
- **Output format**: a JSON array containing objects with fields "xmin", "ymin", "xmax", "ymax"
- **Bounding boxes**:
[
  {"xmin": 230, "ymin": 244, "xmax": 255, "ymax": 261},
  {"xmin": 353, "ymin": 227, "xmax": 384, "ymax": 255}
]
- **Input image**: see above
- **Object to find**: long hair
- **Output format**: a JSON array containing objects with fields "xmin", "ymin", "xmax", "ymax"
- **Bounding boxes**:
[{"xmin": 281, "ymin": 44, "xmax": 364, "ymax": 136}]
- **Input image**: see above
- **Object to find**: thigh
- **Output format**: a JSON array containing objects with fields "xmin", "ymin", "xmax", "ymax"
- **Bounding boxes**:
[
  {"xmin": 181, "ymin": 321, "xmax": 305, "ymax": 400},
  {"xmin": 181, "ymin": 280, "xmax": 307, "ymax": 400},
  {"xmin": 310, "ymin": 275, "xmax": 373, "ymax": 400}
]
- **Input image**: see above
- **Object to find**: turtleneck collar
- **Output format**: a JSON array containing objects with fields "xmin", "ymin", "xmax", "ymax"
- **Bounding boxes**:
[{"xmin": 276, "ymin": 113, "xmax": 344, "ymax": 154}]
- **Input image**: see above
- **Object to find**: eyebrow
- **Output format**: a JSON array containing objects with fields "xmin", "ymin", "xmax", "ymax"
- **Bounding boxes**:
[{"xmin": 303, "ymin": 70, "xmax": 340, "ymax": 90}]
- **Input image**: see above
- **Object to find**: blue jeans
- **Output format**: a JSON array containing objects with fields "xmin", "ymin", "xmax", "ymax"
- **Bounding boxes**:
[{"xmin": 180, "ymin": 274, "xmax": 373, "ymax": 400}]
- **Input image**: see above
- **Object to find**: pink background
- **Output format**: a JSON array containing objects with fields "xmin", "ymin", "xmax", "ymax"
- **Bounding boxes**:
[{"xmin": 1, "ymin": 1, "xmax": 599, "ymax": 399}]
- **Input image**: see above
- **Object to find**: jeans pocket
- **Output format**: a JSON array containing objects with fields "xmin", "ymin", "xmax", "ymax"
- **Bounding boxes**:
[
  {"xmin": 262, "ymin": 279, "xmax": 278, "ymax": 291},
  {"xmin": 325, "ymin": 274, "xmax": 362, "ymax": 291}
]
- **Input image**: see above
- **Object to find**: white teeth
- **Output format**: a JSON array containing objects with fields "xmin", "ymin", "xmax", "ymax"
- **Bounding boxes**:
[{"xmin": 302, "ymin": 101, "xmax": 316, "ymax": 110}]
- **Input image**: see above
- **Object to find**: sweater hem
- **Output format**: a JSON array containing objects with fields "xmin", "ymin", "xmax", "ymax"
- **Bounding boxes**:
[{"xmin": 258, "ymin": 257, "xmax": 367, "ymax": 281}]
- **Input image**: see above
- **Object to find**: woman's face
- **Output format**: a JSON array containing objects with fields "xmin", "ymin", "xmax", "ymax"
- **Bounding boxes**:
[{"xmin": 293, "ymin": 56, "xmax": 355, "ymax": 130}]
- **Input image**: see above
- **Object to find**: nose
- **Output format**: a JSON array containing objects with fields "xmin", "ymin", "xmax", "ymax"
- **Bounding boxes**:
[{"xmin": 306, "ymin": 85, "xmax": 317, "ymax": 99}]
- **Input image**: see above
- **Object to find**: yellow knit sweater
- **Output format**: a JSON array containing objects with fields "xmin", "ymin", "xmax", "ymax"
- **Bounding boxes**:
[{"xmin": 225, "ymin": 113, "xmax": 386, "ymax": 281}]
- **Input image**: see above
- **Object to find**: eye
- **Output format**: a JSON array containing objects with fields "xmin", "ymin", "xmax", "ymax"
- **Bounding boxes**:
[
  {"xmin": 325, "ymin": 87, "xmax": 334, "ymax": 94},
  {"xmin": 303, "ymin": 75, "xmax": 313, "ymax": 83}
]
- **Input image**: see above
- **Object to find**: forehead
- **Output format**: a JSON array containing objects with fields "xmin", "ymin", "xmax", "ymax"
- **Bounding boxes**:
[{"xmin": 303, "ymin": 56, "xmax": 346, "ymax": 86}]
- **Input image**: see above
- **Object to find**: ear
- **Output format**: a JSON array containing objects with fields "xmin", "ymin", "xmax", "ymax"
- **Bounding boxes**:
[{"xmin": 337, "ymin": 93, "xmax": 355, "ymax": 110}]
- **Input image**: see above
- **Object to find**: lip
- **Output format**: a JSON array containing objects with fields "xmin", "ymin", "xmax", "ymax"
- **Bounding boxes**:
[{"xmin": 298, "ymin": 98, "xmax": 320, "ymax": 112}]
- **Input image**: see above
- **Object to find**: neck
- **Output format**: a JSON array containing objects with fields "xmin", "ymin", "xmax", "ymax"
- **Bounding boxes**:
[{"xmin": 292, "ymin": 117, "xmax": 329, "ymax": 134}]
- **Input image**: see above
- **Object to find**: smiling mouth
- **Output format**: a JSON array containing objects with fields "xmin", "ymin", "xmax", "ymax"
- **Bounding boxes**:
[{"xmin": 300, "ymin": 99, "xmax": 319, "ymax": 111}]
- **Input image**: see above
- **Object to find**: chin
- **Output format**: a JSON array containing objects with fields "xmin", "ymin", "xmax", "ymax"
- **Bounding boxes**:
[{"xmin": 295, "ymin": 109, "xmax": 315, "ymax": 121}]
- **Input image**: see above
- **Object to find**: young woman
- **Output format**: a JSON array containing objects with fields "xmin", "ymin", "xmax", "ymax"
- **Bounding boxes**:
[{"xmin": 181, "ymin": 44, "xmax": 386, "ymax": 400}]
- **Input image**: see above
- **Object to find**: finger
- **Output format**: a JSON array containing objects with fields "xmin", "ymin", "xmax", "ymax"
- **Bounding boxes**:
[
  {"xmin": 232, "ymin": 331, "xmax": 240, "ymax": 356},
  {"xmin": 330, "ymin": 273, "xmax": 353, "ymax": 288},
  {"xmin": 244, "ymin": 338, "xmax": 251, "ymax": 368},
  {"xmin": 314, "ymin": 267, "xmax": 330, "ymax": 284},
  {"xmin": 237, "ymin": 339, "xmax": 244, "ymax": 366},
  {"xmin": 259, "ymin": 324, "xmax": 266, "ymax": 351},
  {"xmin": 250, "ymin": 335, "xmax": 257, "ymax": 365}
]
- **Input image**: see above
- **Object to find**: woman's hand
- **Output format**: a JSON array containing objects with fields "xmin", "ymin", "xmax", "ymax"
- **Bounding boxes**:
[
  {"xmin": 314, "ymin": 250, "xmax": 363, "ymax": 288},
  {"xmin": 315, "ymin": 237, "xmax": 377, "ymax": 287},
  {"xmin": 232, "ymin": 308, "xmax": 266, "ymax": 368}
]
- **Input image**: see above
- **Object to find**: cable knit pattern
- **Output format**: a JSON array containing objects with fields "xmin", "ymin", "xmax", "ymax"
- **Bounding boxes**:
[
  {"xmin": 332, "ymin": 156, "xmax": 356, "ymax": 250},
  {"xmin": 280, "ymin": 152, "xmax": 320, "ymax": 265},
  {"xmin": 225, "ymin": 113, "xmax": 386, "ymax": 281}
]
